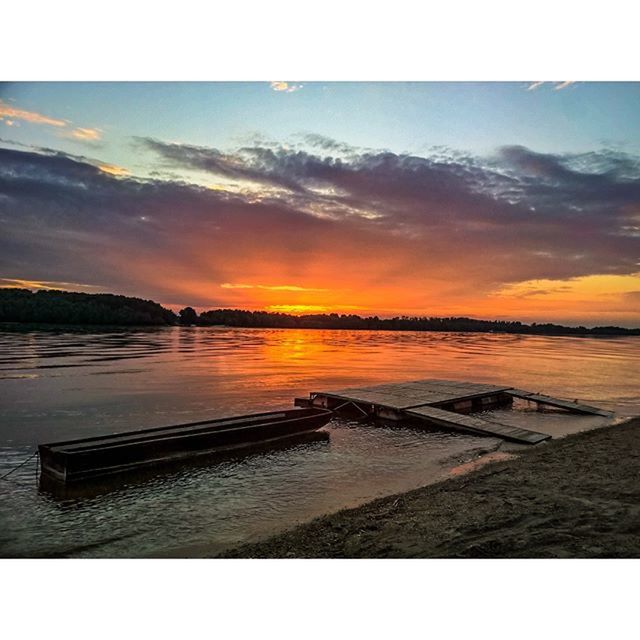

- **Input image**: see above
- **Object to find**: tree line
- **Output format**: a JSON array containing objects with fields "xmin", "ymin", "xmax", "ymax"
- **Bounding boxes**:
[
  {"xmin": 0, "ymin": 288, "xmax": 177, "ymax": 326},
  {"xmin": 1, "ymin": 288, "xmax": 638, "ymax": 335},
  {"xmin": 191, "ymin": 308, "xmax": 640, "ymax": 336}
]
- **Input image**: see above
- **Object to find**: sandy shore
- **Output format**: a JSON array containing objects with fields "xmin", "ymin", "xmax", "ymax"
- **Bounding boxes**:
[{"xmin": 221, "ymin": 417, "xmax": 640, "ymax": 558}]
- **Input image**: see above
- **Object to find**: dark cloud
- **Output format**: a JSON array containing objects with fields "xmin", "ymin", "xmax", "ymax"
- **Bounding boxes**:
[
  {"xmin": 151, "ymin": 139, "xmax": 639, "ymax": 276},
  {"xmin": 137, "ymin": 137, "xmax": 305, "ymax": 193},
  {"xmin": 300, "ymin": 133, "xmax": 359, "ymax": 155},
  {"xmin": 1, "ymin": 140, "xmax": 639, "ymax": 312}
]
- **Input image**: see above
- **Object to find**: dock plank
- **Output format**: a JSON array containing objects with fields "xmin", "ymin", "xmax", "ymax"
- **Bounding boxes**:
[{"xmin": 317, "ymin": 391, "xmax": 429, "ymax": 410}]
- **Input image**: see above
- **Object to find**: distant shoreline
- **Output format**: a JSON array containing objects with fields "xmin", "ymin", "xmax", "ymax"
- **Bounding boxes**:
[
  {"xmin": 1, "ymin": 288, "xmax": 639, "ymax": 336},
  {"xmin": 220, "ymin": 416, "xmax": 640, "ymax": 559},
  {"xmin": 1, "ymin": 321, "xmax": 639, "ymax": 338}
]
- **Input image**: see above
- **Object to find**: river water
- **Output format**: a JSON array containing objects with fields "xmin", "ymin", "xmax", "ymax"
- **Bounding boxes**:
[{"xmin": 0, "ymin": 327, "xmax": 638, "ymax": 557}]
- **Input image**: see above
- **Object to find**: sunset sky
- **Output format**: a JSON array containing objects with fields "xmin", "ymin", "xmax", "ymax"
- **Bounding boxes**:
[{"xmin": 1, "ymin": 81, "xmax": 639, "ymax": 326}]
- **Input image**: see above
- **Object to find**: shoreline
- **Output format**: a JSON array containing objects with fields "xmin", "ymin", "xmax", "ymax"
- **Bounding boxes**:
[
  {"xmin": 220, "ymin": 417, "xmax": 640, "ymax": 558},
  {"xmin": 1, "ymin": 322, "xmax": 638, "ymax": 337}
]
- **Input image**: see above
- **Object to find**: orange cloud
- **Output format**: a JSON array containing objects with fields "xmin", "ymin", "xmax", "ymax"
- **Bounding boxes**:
[
  {"xmin": 0, "ymin": 100, "xmax": 103, "ymax": 143},
  {"xmin": 0, "ymin": 100, "xmax": 68, "ymax": 127},
  {"xmin": 69, "ymin": 127, "xmax": 102, "ymax": 141},
  {"xmin": 494, "ymin": 274, "xmax": 640, "ymax": 302},
  {"xmin": 0, "ymin": 277, "xmax": 99, "ymax": 291},
  {"xmin": 270, "ymin": 81, "xmax": 303, "ymax": 93},
  {"xmin": 221, "ymin": 283, "xmax": 327, "ymax": 292},
  {"xmin": 98, "ymin": 163, "xmax": 129, "ymax": 177}
]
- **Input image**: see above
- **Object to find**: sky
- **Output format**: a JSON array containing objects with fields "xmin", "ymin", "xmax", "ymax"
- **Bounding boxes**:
[{"xmin": 1, "ymin": 81, "xmax": 639, "ymax": 326}]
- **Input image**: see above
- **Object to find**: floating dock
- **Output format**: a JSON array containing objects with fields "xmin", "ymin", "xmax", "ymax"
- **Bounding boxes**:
[{"xmin": 295, "ymin": 379, "xmax": 613, "ymax": 445}]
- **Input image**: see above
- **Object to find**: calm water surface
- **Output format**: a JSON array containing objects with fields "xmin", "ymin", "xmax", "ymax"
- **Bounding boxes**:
[{"xmin": 0, "ymin": 327, "xmax": 638, "ymax": 557}]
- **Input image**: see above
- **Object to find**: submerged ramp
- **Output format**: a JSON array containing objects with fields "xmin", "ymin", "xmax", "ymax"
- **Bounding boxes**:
[
  {"xmin": 505, "ymin": 389, "xmax": 613, "ymax": 417},
  {"xmin": 405, "ymin": 405, "xmax": 549, "ymax": 444},
  {"xmin": 302, "ymin": 379, "xmax": 613, "ymax": 445}
]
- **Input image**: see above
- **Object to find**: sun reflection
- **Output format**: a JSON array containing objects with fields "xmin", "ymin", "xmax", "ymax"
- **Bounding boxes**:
[{"xmin": 260, "ymin": 330, "xmax": 331, "ymax": 370}]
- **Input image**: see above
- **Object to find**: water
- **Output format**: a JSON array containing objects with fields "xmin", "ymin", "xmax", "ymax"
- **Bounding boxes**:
[{"xmin": 0, "ymin": 327, "xmax": 638, "ymax": 557}]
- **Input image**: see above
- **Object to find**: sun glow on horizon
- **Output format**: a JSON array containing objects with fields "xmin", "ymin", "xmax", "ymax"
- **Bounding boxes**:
[
  {"xmin": 266, "ymin": 304, "xmax": 330, "ymax": 314},
  {"xmin": 494, "ymin": 274, "xmax": 640, "ymax": 301},
  {"xmin": 221, "ymin": 283, "xmax": 328, "ymax": 292}
]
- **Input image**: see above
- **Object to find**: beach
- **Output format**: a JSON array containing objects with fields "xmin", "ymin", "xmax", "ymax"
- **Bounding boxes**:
[{"xmin": 221, "ymin": 417, "xmax": 640, "ymax": 558}]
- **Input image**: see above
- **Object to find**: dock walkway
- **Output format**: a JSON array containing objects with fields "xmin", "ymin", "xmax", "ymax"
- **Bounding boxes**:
[{"xmin": 297, "ymin": 379, "xmax": 613, "ymax": 445}]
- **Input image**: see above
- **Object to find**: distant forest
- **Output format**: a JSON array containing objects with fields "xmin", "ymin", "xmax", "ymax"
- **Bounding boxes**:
[
  {"xmin": 196, "ymin": 308, "xmax": 640, "ymax": 336},
  {"xmin": 0, "ymin": 288, "xmax": 177, "ymax": 326},
  {"xmin": 1, "ymin": 288, "xmax": 639, "ymax": 335}
]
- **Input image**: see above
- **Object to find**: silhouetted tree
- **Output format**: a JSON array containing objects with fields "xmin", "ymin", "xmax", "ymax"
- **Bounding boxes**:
[{"xmin": 178, "ymin": 306, "xmax": 199, "ymax": 326}]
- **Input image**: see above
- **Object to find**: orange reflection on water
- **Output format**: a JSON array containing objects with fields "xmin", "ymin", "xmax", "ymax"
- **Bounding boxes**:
[
  {"xmin": 244, "ymin": 328, "xmax": 640, "ymax": 417},
  {"xmin": 261, "ymin": 330, "xmax": 330, "ymax": 364}
]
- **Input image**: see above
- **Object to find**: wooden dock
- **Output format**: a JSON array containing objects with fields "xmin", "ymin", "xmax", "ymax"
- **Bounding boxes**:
[{"xmin": 295, "ymin": 379, "xmax": 613, "ymax": 445}]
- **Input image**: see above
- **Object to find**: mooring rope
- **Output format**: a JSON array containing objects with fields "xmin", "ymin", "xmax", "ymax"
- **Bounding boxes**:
[{"xmin": 0, "ymin": 450, "xmax": 39, "ymax": 481}]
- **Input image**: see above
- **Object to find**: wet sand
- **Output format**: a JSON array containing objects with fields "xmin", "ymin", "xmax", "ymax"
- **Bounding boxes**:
[{"xmin": 221, "ymin": 417, "xmax": 640, "ymax": 558}]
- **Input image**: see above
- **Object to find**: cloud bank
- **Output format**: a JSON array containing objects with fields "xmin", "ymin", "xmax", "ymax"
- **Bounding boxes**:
[{"xmin": 0, "ymin": 138, "xmax": 638, "ymax": 323}]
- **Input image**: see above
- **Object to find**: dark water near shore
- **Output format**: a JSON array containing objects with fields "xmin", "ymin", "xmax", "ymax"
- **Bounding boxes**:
[{"xmin": 0, "ymin": 327, "xmax": 638, "ymax": 557}]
